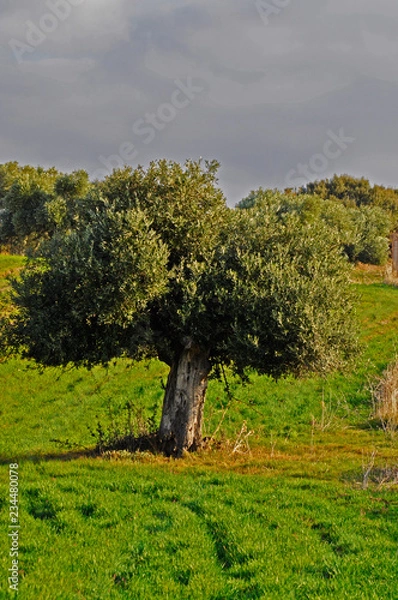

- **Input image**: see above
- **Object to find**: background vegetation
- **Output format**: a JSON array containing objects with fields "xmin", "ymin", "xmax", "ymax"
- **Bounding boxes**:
[{"xmin": 1, "ymin": 164, "xmax": 397, "ymax": 266}]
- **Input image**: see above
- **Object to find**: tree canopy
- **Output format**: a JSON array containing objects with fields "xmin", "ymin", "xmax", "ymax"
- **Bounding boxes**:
[{"xmin": 3, "ymin": 160, "xmax": 358, "ymax": 454}]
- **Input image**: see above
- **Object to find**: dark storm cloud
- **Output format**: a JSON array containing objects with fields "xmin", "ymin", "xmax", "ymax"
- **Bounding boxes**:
[{"xmin": 0, "ymin": 0, "xmax": 397, "ymax": 204}]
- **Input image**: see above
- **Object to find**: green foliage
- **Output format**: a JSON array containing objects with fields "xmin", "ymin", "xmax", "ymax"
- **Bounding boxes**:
[
  {"xmin": 99, "ymin": 159, "xmax": 226, "ymax": 267},
  {"xmin": 0, "ymin": 163, "xmax": 59, "ymax": 250},
  {"xmin": 200, "ymin": 204, "xmax": 358, "ymax": 377},
  {"xmin": 0, "ymin": 162, "xmax": 39, "ymax": 206},
  {"xmin": 373, "ymin": 184, "xmax": 398, "ymax": 229},
  {"xmin": 0, "ymin": 163, "xmax": 93, "ymax": 251},
  {"xmin": 235, "ymin": 190, "xmax": 260, "ymax": 210},
  {"xmin": 301, "ymin": 174, "xmax": 376, "ymax": 206},
  {"xmin": 46, "ymin": 170, "xmax": 92, "ymax": 230},
  {"xmin": 239, "ymin": 189, "xmax": 391, "ymax": 266},
  {"xmin": 4, "ymin": 180, "xmax": 52, "ymax": 238},
  {"xmin": 318, "ymin": 200, "xmax": 391, "ymax": 265},
  {"xmin": 8, "ymin": 204, "xmax": 169, "ymax": 366},
  {"xmin": 352, "ymin": 205, "xmax": 391, "ymax": 265},
  {"xmin": 54, "ymin": 170, "xmax": 90, "ymax": 200},
  {"xmin": 4, "ymin": 161, "xmax": 358, "ymax": 383},
  {"xmin": 299, "ymin": 173, "xmax": 398, "ymax": 236}
]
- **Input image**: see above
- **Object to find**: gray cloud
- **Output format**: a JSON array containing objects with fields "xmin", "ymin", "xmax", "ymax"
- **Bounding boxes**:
[{"xmin": 0, "ymin": 0, "xmax": 397, "ymax": 204}]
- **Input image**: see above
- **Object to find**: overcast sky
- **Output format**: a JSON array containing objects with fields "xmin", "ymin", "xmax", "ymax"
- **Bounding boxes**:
[{"xmin": 1, "ymin": 0, "xmax": 397, "ymax": 205}]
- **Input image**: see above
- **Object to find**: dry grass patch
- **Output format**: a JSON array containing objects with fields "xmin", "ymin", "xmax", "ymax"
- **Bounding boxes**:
[
  {"xmin": 383, "ymin": 263, "xmax": 398, "ymax": 287},
  {"xmin": 350, "ymin": 262, "xmax": 385, "ymax": 284},
  {"xmin": 372, "ymin": 359, "xmax": 398, "ymax": 435}
]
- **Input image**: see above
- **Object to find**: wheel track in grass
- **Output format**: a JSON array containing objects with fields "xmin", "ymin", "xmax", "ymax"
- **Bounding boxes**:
[{"xmin": 180, "ymin": 500, "xmax": 251, "ymax": 572}]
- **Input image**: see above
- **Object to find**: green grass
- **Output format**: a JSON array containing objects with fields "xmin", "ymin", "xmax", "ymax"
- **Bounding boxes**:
[
  {"xmin": 1, "ymin": 256, "xmax": 398, "ymax": 599},
  {"xmin": 0, "ymin": 254, "xmax": 26, "ymax": 277},
  {"xmin": 1, "ymin": 462, "xmax": 398, "ymax": 599},
  {"xmin": 0, "ymin": 254, "xmax": 25, "ymax": 316}
]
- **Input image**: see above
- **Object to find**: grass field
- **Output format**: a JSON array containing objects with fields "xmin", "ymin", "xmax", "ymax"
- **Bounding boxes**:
[{"xmin": 1, "ymin": 255, "xmax": 398, "ymax": 599}]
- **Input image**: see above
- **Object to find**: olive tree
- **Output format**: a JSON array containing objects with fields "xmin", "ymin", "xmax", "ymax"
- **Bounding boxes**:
[
  {"xmin": 238, "ymin": 189, "xmax": 391, "ymax": 265},
  {"xmin": 4, "ymin": 160, "xmax": 357, "ymax": 455}
]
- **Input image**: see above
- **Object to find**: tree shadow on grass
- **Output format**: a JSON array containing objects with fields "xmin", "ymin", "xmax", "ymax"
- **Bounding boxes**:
[
  {"xmin": 0, "ymin": 433, "xmax": 174, "ymax": 464},
  {"xmin": 0, "ymin": 431, "xmax": 214, "ymax": 464},
  {"xmin": 0, "ymin": 448, "xmax": 97, "ymax": 465},
  {"xmin": 97, "ymin": 432, "xmax": 182, "ymax": 457}
]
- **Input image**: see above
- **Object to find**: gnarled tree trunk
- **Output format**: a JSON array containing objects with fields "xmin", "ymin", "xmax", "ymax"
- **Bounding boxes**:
[{"xmin": 158, "ymin": 341, "xmax": 210, "ymax": 456}]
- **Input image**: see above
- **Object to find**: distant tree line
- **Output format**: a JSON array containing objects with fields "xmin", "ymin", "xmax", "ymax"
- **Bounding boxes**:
[
  {"xmin": 0, "ymin": 162, "xmax": 91, "ymax": 252},
  {"xmin": 238, "ymin": 174, "xmax": 398, "ymax": 266},
  {"xmin": 0, "ymin": 163, "xmax": 397, "ymax": 266}
]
